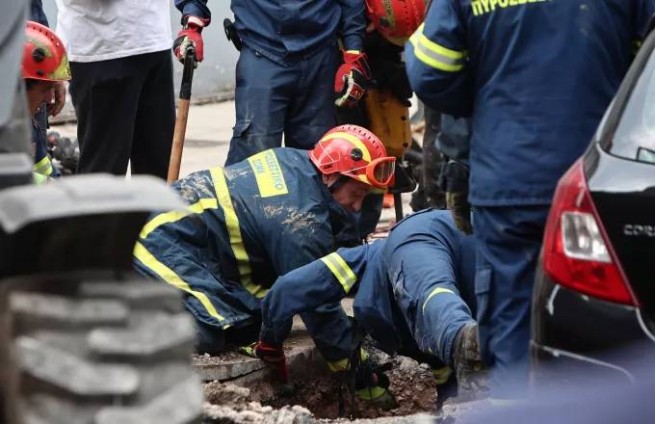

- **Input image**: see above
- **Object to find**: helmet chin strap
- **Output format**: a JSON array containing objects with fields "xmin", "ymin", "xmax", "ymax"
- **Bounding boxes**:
[{"xmin": 327, "ymin": 174, "xmax": 351, "ymax": 192}]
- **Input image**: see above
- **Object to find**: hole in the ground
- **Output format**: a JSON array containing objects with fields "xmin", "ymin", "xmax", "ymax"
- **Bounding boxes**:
[
  {"xmin": 204, "ymin": 356, "xmax": 441, "ymax": 420},
  {"xmin": 262, "ymin": 365, "xmax": 438, "ymax": 420}
]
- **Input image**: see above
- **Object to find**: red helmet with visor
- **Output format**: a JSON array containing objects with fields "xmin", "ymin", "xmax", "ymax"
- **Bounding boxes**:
[
  {"xmin": 23, "ymin": 21, "xmax": 71, "ymax": 82},
  {"xmin": 309, "ymin": 125, "xmax": 396, "ymax": 189}
]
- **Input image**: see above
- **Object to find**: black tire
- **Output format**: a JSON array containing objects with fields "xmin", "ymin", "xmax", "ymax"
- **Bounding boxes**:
[{"xmin": 3, "ymin": 276, "xmax": 204, "ymax": 424}]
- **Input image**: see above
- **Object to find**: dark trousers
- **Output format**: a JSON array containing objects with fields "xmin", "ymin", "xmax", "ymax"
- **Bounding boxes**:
[
  {"xmin": 69, "ymin": 50, "xmax": 175, "ymax": 179},
  {"xmin": 473, "ymin": 205, "xmax": 550, "ymax": 398},
  {"xmin": 225, "ymin": 46, "xmax": 338, "ymax": 165}
]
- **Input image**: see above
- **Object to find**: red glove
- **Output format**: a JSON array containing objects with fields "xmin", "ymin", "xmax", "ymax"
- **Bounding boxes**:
[
  {"xmin": 174, "ymin": 16, "xmax": 209, "ymax": 63},
  {"xmin": 254, "ymin": 341, "xmax": 288, "ymax": 383},
  {"xmin": 334, "ymin": 51, "xmax": 372, "ymax": 108}
]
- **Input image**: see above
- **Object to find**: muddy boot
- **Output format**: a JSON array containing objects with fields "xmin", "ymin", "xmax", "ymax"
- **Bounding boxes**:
[
  {"xmin": 453, "ymin": 323, "xmax": 487, "ymax": 397},
  {"xmin": 453, "ymin": 323, "xmax": 483, "ymax": 373}
]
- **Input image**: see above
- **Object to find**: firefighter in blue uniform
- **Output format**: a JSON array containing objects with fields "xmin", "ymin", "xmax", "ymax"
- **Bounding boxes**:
[
  {"xmin": 135, "ymin": 125, "xmax": 396, "ymax": 355},
  {"xmin": 28, "ymin": 1, "xmax": 67, "ymax": 182},
  {"xmin": 22, "ymin": 21, "xmax": 71, "ymax": 183},
  {"xmin": 255, "ymin": 210, "xmax": 482, "ymax": 407},
  {"xmin": 173, "ymin": 0, "xmax": 370, "ymax": 166},
  {"xmin": 405, "ymin": 0, "xmax": 655, "ymax": 397}
]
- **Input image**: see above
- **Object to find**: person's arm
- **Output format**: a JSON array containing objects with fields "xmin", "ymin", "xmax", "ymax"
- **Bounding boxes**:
[
  {"xmin": 405, "ymin": 0, "xmax": 473, "ymax": 116},
  {"xmin": 334, "ymin": 0, "xmax": 370, "ymax": 108},
  {"xmin": 174, "ymin": 0, "xmax": 211, "ymax": 22},
  {"xmin": 337, "ymin": 0, "xmax": 366, "ymax": 52},
  {"xmin": 173, "ymin": 0, "xmax": 211, "ymax": 62},
  {"xmin": 274, "ymin": 204, "xmax": 343, "ymax": 274},
  {"xmin": 260, "ymin": 247, "xmax": 365, "ymax": 347}
]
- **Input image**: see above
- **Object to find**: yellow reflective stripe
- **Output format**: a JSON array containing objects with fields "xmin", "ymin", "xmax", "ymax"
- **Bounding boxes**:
[
  {"xmin": 33, "ymin": 156, "xmax": 53, "ymax": 176},
  {"xmin": 320, "ymin": 252, "xmax": 357, "ymax": 294},
  {"xmin": 140, "ymin": 198, "xmax": 218, "ymax": 239},
  {"xmin": 33, "ymin": 172, "xmax": 49, "ymax": 185},
  {"xmin": 410, "ymin": 24, "xmax": 466, "ymax": 72},
  {"xmin": 320, "ymin": 132, "xmax": 372, "ymax": 162},
  {"xmin": 417, "ymin": 25, "xmax": 466, "ymax": 60},
  {"xmin": 209, "ymin": 167, "xmax": 267, "ymax": 299},
  {"xmin": 134, "ymin": 242, "xmax": 228, "ymax": 326},
  {"xmin": 422, "ymin": 287, "xmax": 455, "ymax": 313}
]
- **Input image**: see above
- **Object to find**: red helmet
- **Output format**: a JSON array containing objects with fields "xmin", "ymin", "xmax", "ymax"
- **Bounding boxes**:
[
  {"xmin": 23, "ymin": 21, "xmax": 71, "ymax": 82},
  {"xmin": 365, "ymin": 0, "xmax": 427, "ymax": 46},
  {"xmin": 310, "ymin": 125, "xmax": 396, "ymax": 189}
]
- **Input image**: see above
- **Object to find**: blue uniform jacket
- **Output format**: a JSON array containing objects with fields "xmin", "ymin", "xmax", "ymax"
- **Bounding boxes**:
[
  {"xmin": 32, "ymin": 117, "xmax": 58, "ymax": 179},
  {"xmin": 406, "ymin": 0, "xmax": 655, "ymax": 206},
  {"xmin": 134, "ymin": 148, "xmax": 359, "ymax": 330},
  {"xmin": 260, "ymin": 210, "xmax": 477, "ymax": 361},
  {"xmin": 176, "ymin": 0, "xmax": 365, "ymax": 60}
]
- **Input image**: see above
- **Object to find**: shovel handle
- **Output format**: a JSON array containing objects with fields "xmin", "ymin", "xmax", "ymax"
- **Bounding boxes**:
[
  {"xmin": 179, "ymin": 46, "xmax": 196, "ymax": 99},
  {"xmin": 167, "ymin": 47, "xmax": 196, "ymax": 183}
]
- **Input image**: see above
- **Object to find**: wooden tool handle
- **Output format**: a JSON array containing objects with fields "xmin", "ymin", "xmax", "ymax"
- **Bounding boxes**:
[
  {"xmin": 167, "ymin": 98, "xmax": 191, "ymax": 183},
  {"xmin": 166, "ymin": 47, "xmax": 196, "ymax": 183}
]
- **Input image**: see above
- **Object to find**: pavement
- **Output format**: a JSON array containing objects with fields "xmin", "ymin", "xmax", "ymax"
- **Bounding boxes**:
[{"xmin": 51, "ymin": 101, "xmax": 236, "ymax": 177}]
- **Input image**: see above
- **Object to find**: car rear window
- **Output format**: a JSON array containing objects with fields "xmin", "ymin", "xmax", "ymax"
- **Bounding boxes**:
[{"xmin": 609, "ymin": 51, "xmax": 655, "ymax": 165}]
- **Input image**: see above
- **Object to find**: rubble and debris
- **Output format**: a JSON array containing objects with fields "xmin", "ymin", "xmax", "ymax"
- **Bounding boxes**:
[{"xmin": 198, "ymin": 332, "xmax": 490, "ymax": 423}]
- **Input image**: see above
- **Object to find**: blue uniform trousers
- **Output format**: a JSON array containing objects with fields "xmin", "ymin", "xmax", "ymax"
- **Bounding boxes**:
[
  {"xmin": 225, "ymin": 46, "xmax": 338, "ymax": 165},
  {"xmin": 473, "ymin": 205, "xmax": 550, "ymax": 398},
  {"xmin": 385, "ymin": 219, "xmax": 476, "ymax": 366}
]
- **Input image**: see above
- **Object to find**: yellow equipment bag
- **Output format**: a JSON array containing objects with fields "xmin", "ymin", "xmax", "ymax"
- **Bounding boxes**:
[{"xmin": 364, "ymin": 88, "xmax": 412, "ymax": 158}]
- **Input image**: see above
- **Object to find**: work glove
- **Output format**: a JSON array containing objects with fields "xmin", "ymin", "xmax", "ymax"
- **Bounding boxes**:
[
  {"xmin": 334, "ymin": 51, "xmax": 372, "ymax": 108},
  {"xmin": 174, "ymin": 15, "xmax": 209, "ymax": 64},
  {"xmin": 442, "ymin": 159, "xmax": 472, "ymax": 235},
  {"xmin": 354, "ymin": 359, "xmax": 397, "ymax": 410},
  {"xmin": 253, "ymin": 340, "xmax": 288, "ymax": 383}
]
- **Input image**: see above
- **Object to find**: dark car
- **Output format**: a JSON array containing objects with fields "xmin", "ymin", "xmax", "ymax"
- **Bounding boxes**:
[{"xmin": 531, "ymin": 28, "xmax": 655, "ymax": 386}]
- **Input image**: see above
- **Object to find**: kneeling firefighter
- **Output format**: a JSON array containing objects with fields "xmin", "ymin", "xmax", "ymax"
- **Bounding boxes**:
[
  {"xmin": 134, "ymin": 125, "xmax": 396, "ymax": 357},
  {"xmin": 255, "ymin": 210, "xmax": 482, "ymax": 408},
  {"xmin": 337, "ymin": 0, "xmax": 427, "ymax": 233}
]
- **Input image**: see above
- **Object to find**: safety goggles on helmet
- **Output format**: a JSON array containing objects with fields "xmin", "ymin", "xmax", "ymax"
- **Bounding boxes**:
[{"xmin": 349, "ymin": 156, "xmax": 396, "ymax": 189}]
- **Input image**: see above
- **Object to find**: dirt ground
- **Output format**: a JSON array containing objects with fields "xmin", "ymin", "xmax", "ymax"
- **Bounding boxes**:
[
  {"xmin": 263, "ymin": 356, "xmax": 437, "ymax": 420},
  {"xmin": 202, "ymin": 349, "xmax": 489, "ymax": 423}
]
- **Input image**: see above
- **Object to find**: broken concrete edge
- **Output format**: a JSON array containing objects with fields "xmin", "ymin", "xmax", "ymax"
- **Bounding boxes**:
[
  {"xmin": 193, "ymin": 343, "xmax": 329, "ymax": 385},
  {"xmin": 193, "ymin": 303, "xmax": 351, "ymax": 382}
]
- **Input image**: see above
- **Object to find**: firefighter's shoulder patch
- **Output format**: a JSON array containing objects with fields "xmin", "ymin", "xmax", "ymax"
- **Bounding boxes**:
[{"xmin": 247, "ymin": 150, "xmax": 289, "ymax": 198}]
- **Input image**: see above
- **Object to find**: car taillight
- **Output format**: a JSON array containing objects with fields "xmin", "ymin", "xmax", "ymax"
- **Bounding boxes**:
[{"xmin": 542, "ymin": 159, "xmax": 636, "ymax": 306}]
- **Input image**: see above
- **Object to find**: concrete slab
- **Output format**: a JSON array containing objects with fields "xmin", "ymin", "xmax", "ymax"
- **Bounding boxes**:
[{"xmin": 192, "ymin": 299, "xmax": 354, "ymax": 383}]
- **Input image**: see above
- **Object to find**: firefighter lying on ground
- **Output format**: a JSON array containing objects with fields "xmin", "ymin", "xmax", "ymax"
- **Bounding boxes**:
[
  {"xmin": 134, "ymin": 125, "xmax": 396, "ymax": 358},
  {"xmin": 254, "ymin": 209, "xmax": 482, "ymax": 409},
  {"xmin": 22, "ymin": 21, "xmax": 71, "ymax": 183}
]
